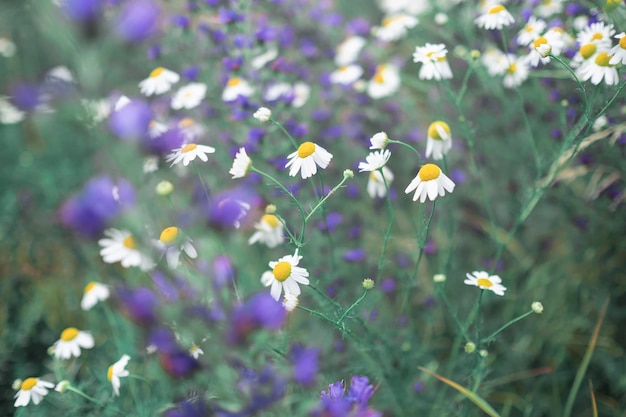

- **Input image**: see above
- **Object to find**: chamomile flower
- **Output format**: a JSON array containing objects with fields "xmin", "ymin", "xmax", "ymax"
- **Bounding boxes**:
[
  {"xmin": 367, "ymin": 64, "xmax": 401, "ymax": 99},
  {"xmin": 609, "ymin": 33, "xmax": 626, "ymax": 65},
  {"xmin": 464, "ymin": 271, "xmax": 506, "ymax": 295},
  {"xmin": 177, "ymin": 117, "xmax": 204, "ymax": 141},
  {"xmin": 166, "ymin": 143, "xmax": 216, "ymax": 166},
  {"xmin": 426, "ymin": 121, "xmax": 452, "ymax": 160},
  {"xmin": 367, "ymin": 166, "xmax": 394, "ymax": 199},
  {"xmin": 413, "ymin": 43, "xmax": 453, "ymax": 80},
  {"xmin": 229, "ymin": 147, "xmax": 252, "ymax": 179},
  {"xmin": 481, "ymin": 47, "xmax": 509, "ymax": 76},
  {"xmin": 262, "ymin": 250, "xmax": 310, "ymax": 301},
  {"xmin": 253, "ymin": 107, "xmax": 272, "ymax": 122},
  {"xmin": 285, "ymin": 141, "xmax": 333, "ymax": 179},
  {"xmin": 222, "ymin": 77, "xmax": 254, "ymax": 102},
  {"xmin": 378, "ymin": 0, "xmax": 428, "ymax": 15},
  {"xmin": 52, "ymin": 328, "xmax": 95, "ymax": 359},
  {"xmin": 14, "ymin": 378, "xmax": 54, "ymax": 407},
  {"xmin": 108, "ymin": 355, "xmax": 131, "ymax": 396},
  {"xmin": 475, "ymin": 4, "xmax": 514, "ymax": 30},
  {"xmin": 157, "ymin": 226, "xmax": 198, "ymax": 269},
  {"xmin": 576, "ymin": 22, "xmax": 615, "ymax": 49},
  {"xmin": 282, "ymin": 293, "xmax": 299, "ymax": 312},
  {"xmin": 99, "ymin": 228, "xmax": 152, "ymax": 270},
  {"xmin": 372, "ymin": 14, "xmax": 419, "ymax": 42},
  {"xmin": 148, "ymin": 120, "xmax": 167, "ymax": 138},
  {"xmin": 189, "ymin": 344, "xmax": 204, "ymax": 359},
  {"xmin": 81, "ymin": 281, "xmax": 110, "ymax": 310},
  {"xmin": 577, "ymin": 51, "xmax": 619, "ymax": 86},
  {"xmin": 143, "ymin": 156, "xmax": 159, "ymax": 173},
  {"xmin": 335, "ymin": 36, "xmax": 367, "ymax": 66},
  {"xmin": 503, "ymin": 56, "xmax": 529, "ymax": 88},
  {"xmin": 405, "ymin": 163, "xmax": 455, "ymax": 202},
  {"xmin": 526, "ymin": 36, "xmax": 552, "ymax": 67},
  {"xmin": 369, "ymin": 131, "xmax": 390, "ymax": 149},
  {"xmin": 534, "ymin": 0, "xmax": 563, "ymax": 17},
  {"xmin": 249, "ymin": 213, "xmax": 284, "ymax": 248},
  {"xmin": 251, "ymin": 47, "xmax": 278, "ymax": 70},
  {"xmin": 330, "ymin": 65, "xmax": 364, "ymax": 85},
  {"xmin": 263, "ymin": 82, "xmax": 292, "ymax": 102},
  {"xmin": 292, "ymin": 82, "xmax": 311, "ymax": 108},
  {"xmin": 171, "ymin": 83, "xmax": 207, "ymax": 110},
  {"xmin": 517, "ymin": 16, "xmax": 547, "ymax": 46},
  {"xmin": 138, "ymin": 67, "xmax": 180, "ymax": 96},
  {"xmin": 358, "ymin": 149, "xmax": 391, "ymax": 172},
  {"xmin": 0, "ymin": 97, "xmax": 25, "ymax": 124},
  {"xmin": 0, "ymin": 37, "xmax": 16, "ymax": 58},
  {"xmin": 543, "ymin": 27, "xmax": 574, "ymax": 56}
]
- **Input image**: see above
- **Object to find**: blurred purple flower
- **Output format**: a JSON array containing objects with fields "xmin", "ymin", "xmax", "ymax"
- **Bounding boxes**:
[
  {"xmin": 380, "ymin": 277, "xmax": 396, "ymax": 293},
  {"xmin": 346, "ymin": 18, "xmax": 370, "ymax": 36},
  {"xmin": 142, "ymin": 127, "xmax": 185, "ymax": 155},
  {"xmin": 219, "ymin": 7, "xmax": 243, "ymax": 24},
  {"xmin": 343, "ymin": 249, "xmax": 366, "ymax": 263},
  {"xmin": 227, "ymin": 292, "xmax": 287, "ymax": 344},
  {"xmin": 108, "ymin": 98, "xmax": 153, "ymax": 140},
  {"xmin": 116, "ymin": 286, "xmax": 159, "ymax": 326},
  {"xmin": 317, "ymin": 212, "xmax": 342, "ymax": 233},
  {"xmin": 289, "ymin": 344, "xmax": 319, "ymax": 386},
  {"xmin": 10, "ymin": 83, "xmax": 40, "ymax": 112},
  {"xmin": 159, "ymin": 350, "xmax": 200, "ymax": 379},
  {"xmin": 151, "ymin": 271, "xmax": 179, "ymax": 302},
  {"xmin": 314, "ymin": 376, "xmax": 381, "ymax": 417},
  {"xmin": 206, "ymin": 188, "xmax": 258, "ymax": 230},
  {"xmin": 213, "ymin": 255, "xmax": 235, "ymax": 289},
  {"xmin": 114, "ymin": 0, "xmax": 161, "ymax": 42},
  {"xmin": 63, "ymin": 0, "xmax": 103, "ymax": 21}
]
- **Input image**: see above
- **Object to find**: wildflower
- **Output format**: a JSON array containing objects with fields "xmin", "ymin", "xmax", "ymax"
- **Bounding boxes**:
[
  {"xmin": 316, "ymin": 376, "xmax": 381, "ymax": 417},
  {"xmin": 171, "ymin": 83, "xmax": 207, "ymax": 110},
  {"xmin": 426, "ymin": 121, "xmax": 452, "ymax": 160},
  {"xmin": 367, "ymin": 64, "xmax": 400, "ymax": 99},
  {"xmin": 503, "ymin": 56, "xmax": 529, "ymax": 88},
  {"xmin": 532, "ymin": 301, "xmax": 544, "ymax": 314},
  {"xmin": 98, "ymin": 228, "xmax": 152, "ymax": 270},
  {"xmin": 253, "ymin": 107, "xmax": 272, "ymax": 122},
  {"xmin": 517, "ymin": 16, "xmax": 546, "ymax": 46},
  {"xmin": 434, "ymin": 12, "xmax": 448, "ymax": 25},
  {"xmin": 433, "ymin": 273, "xmax": 446, "ymax": 282},
  {"xmin": 263, "ymin": 82, "xmax": 292, "ymax": 102},
  {"xmin": 262, "ymin": 250, "xmax": 310, "ymax": 301},
  {"xmin": 358, "ymin": 149, "xmax": 391, "ymax": 172},
  {"xmin": 0, "ymin": 37, "xmax": 16, "ymax": 58},
  {"xmin": 543, "ymin": 27, "xmax": 574, "ymax": 56},
  {"xmin": 177, "ymin": 117, "xmax": 204, "ymax": 141},
  {"xmin": 372, "ymin": 14, "xmax": 418, "ymax": 42},
  {"xmin": 366, "ymin": 167, "xmax": 394, "ymax": 199},
  {"xmin": 138, "ymin": 67, "xmax": 179, "ymax": 96},
  {"xmin": 251, "ymin": 47, "xmax": 278, "ymax": 69},
  {"xmin": 412, "ymin": 43, "xmax": 453, "ymax": 80},
  {"xmin": 222, "ymin": 77, "xmax": 254, "ymax": 102},
  {"xmin": 343, "ymin": 169, "xmax": 354, "ymax": 179},
  {"xmin": 228, "ymin": 292, "xmax": 288, "ymax": 344},
  {"xmin": 285, "ymin": 141, "xmax": 333, "ymax": 179},
  {"xmin": 405, "ymin": 163, "xmax": 455, "ymax": 203},
  {"xmin": 108, "ymin": 354, "xmax": 131, "ymax": 396},
  {"xmin": 292, "ymin": 82, "xmax": 311, "ymax": 108},
  {"xmin": 369, "ymin": 131, "xmax": 389, "ymax": 149},
  {"xmin": 166, "ymin": 143, "xmax": 216, "ymax": 166},
  {"xmin": 577, "ymin": 50, "xmax": 619, "ymax": 86},
  {"xmin": 362, "ymin": 278, "xmax": 375, "ymax": 289},
  {"xmin": 14, "ymin": 378, "xmax": 55, "ymax": 407},
  {"xmin": 229, "ymin": 147, "xmax": 252, "ymax": 179},
  {"xmin": 290, "ymin": 344, "xmax": 319, "ymax": 386},
  {"xmin": 283, "ymin": 293, "xmax": 299, "ymax": 312},
  {"xmin": 535, "ymin": 0, "xmax": 563, "ymax": 17},
  {"xmin": 464, "ymin": 342, "xmax": 476, "ymax": 353},
  {"xmin": 576, "ymin": 22, "xmax": 615, "ymax": 49},
  {"xmin": 143, "ymin": 155, "xmax": 159, "ymax": 173},
  {"xmin": 156, "ymin": 180, "xmax": 173, "ymax": 196},
  {"xmin": 55, "ymin": 380, "xmax": 70, "ymax": 393},
  {"xmin": 464, "ymin": 271, "xmax": 507, "ymax": 295},
  {"xmin": 481, "ymin": 47, "xmax": 509, "ymax": 76},
  {"xmin": 0, "ymin": 97, "xmax": 25, "ymax": 124},
  {"xmin": 378, "ymin": 0, "xmax": 428, "ymax": 15},
  {"xmin": 475, "ymin": 4, "xmax": 514, "ymax": 30},
  {"xmin": 479, "ymin": 349, "xmax": 489, "ymax": 357},
  {"xmin": 52, "ymin": 327, "xmax": 95, "ymax": 359},
  {"xmin": 329, "ymin": 65, "xmax": 364, "ymax": 85},
  {"xmin": 335, "ymin": 36, "xmax": 367, "ymax": 66},
  {"xmin": 157, "ymin": 226, "xmax": 198, "ymax": 269},
  {"xmin": 249, "ymin": 213, "xmax": 284, "ymax": 248},
  {"xmin": 189, "ymin": 343, "xmax": 204, "ymax": 359},
  {"xmin": 609, "ymin": 33, "xmax": 626, "ymax": 65}
]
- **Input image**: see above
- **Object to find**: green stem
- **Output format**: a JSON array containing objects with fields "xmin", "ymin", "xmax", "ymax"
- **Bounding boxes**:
[
  {"xmin": 376, "ymin": 169, "xmax": 394, "ymax": 275},
  {"xmin": 304, "ymin": 174, "xmax": 351, "ymax": 222},
  {"xmin": 192, "ymin": 162, "xmax": 211, "ymax": 204},
  {"xmin": 66, "ymin": 386, "xmax": 105, "ymax": 407},
  {"xmin": 387, "ymin": 139, "xmax": 424, "ymax": 165},
  {"xmin": 270, "ymin": 119, "xmax": 299, "ymax": 149},
  {"xmin": 337, "ymin": 290, "xmax": 369, "ymax": 325},
  {"xmin": 481, "ymin": 310, "xmax": 534, "ymax": 344},
  {"xmin": 549, "ymin": 54, "xmax": 591, "ymax": 121}
]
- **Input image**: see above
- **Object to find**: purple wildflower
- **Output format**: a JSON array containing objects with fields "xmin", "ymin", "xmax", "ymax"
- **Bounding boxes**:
[{"xmin": 289, "ymin": 344, "xmax": 319, "ymax": 386}]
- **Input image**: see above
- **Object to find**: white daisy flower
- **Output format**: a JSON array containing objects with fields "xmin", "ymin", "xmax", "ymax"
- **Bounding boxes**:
[
  {"xmin": 378, "ymin": 0, "xmax": 428, "ymax": 15},
  {"xmin": 576, "ymin": 51, "xmax": 619, "ymax": 86},
  {"xmin": 503, "ymin": 56, "xmax": 529, "ymax": 88},
  {"xmin": 517, "ymin": 16, "xmax": 546, "ymax": 46},
  {"xmin": 525, "ymin": 36, "xmax": 552, "ymax": 67},
  {"xmin": 282, "ymin": 292, "xmax": 299, "ymax": 312},
  {"xmin": 369, "ymin": 131, "xmax": 389, "ymax": 149},
  {"xmin": 189, "ymin": 344, "xmax": 204, "ymax": 359},
  {"xmin": 114, "ymin": 95, "xmax": 131, "ymax": 111},
  {"xmin": 285, "ymin": 141, "xmax": 333, "ymax": 179},
  {"xmin": 262, "ymin": 250, "xmax": 310, "ymax": 301},
  {"xmin": 413, "ymin": 43, "xmax": 453, "ymax": 80},
  {"xmin": 251, "ymin": 47, "xmax": 278, "ymax": 70},
  {"xmin": 372, "ymin": 14, "xmax": 418, "ymax": 42},
  {"xmin": 157, "ymin": 226, "xmax": 198, "ymax": 269},
  {"xmin": 138, "ymin": 67, "xmax": 179, "ymax": 96},
  {"xmin": 292, "ymin": 82, "xmax": 310, "ymax": 108},
  {"xmin": 222, "ymin": 77, "xmax": 254, "ymax": 102},
  {"xmin": 253, "ymin": 107, "xmax": 272, "ymax": 122},
  {"xmin": 171, "ymin": 83, "xmax": 207, "ymax": 110},
  {"xmin": 98, "ymin": 229, "xmax": 152, "ymax": 270},
  {"xmin": 534, "ymin": 0, "xmax": 563, "ymax": 17},
  {"xmin": 358, "ymin": 149, "xmax": 391, "ymax": 172},
  {"xmin": 475, "ymin": 4, "xmax": 514, "ymax": 30},
  {"xmin": 166, "ymin": 143, "xmax": 216, "ymax": 167},
  {"xmin": 143, "ymin": 156, "xmax": 159, "ymax": 173},
  {"xmin": 609, "ymin": 33, "xmax": 626, "ymax": 65},
  {"xmin": 14, "ymin": 378, "xmax": 54, "ymax": 407},
  {"xmin": 426, "ymin": 121, "xmax": 452, "ymax": 160},
  {"xmin": 229, "ymin": 147, "xmax": 252, "ymax": 179},
  {"xmin": 0, "ymin": 97, "xmax": 25, "ymax": 124},
  {"xmin": 177, "ymin": 117, "xmax": 204, "ymax": 141},
  {"xmin": 481, "ymin": 47, "xmax": 509, "ymax": 76},
  {"xmin": 367, "ymin": 166, "xmax": 394, "ymax": 199},
  {"xmin": 0, "ymin": 37, "xmax": 16, "ymax": 58},
  {"xmin": 405, "ymin": 163, "xmax": 455, "ymax": 202},
  {"xmin": 335, "ymin": 36, "xmax": 367, "ymax": 66},
  {"xmin": 107, "ymin": 354, "xmax": 130, "ymax": 396},
  {"xmin": 249, "ymin": 213, "xmax": 284, "ymax": 248},
  {"xmin": 81, "ymin": 281, "xmax": 110, "ymax": 310},
  {"xmin": 576, "ymin": 22, "xmax": 615, "ymax": 49},
  {"xmin": 148, "ymin": 120, "xmax": 167, "ymax": 139},
  {"xmin": 330, "ymin": 65, "xmax": 364, "ymax": 85},
  {"xmin": 464, "ymin": 271, "xmax": 507, "ymax": 295},
  {"xmin": 52, "ymin": 328, "xmax": 95, "ymax": 360},
  {"xmin": 263, "ymin": 82, "xmax": 292, "ymax": 102},
  {"xmin": 367, "ymin": 64, "xmax": 401, "ymax": 99}
]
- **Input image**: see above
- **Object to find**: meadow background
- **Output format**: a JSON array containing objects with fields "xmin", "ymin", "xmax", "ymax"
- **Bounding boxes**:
[{"xmin": 1, "ymin": 0, "xmax": 625, "ymax": 416}]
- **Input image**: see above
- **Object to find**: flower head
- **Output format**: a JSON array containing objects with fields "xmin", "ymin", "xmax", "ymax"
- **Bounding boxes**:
[
  {"xmin": 367, "ymin": 166, "xmax": 394, "ymax": 199},
  {"xmin": 475, "ymin": 4, "xmax": 514, "ymax": 30},
  {"xmin": 171, "ymin": 83, "xmax": 206, "ymax": 110},
  {"xmin": 81, "ymin": 281, "xmax": 110, "ymax": 310},
  {"xmin": 464, "ymin": 271, "xmax": 506, "ymax": 295},
  {"xmin": 404, "ymin": 163, "xmax": 455, "ymax": 202},
  {"xmin": 369, "ymin": 131, "xmax": 389, "ymax": 149},
  {"xmin": 358, "ymin": 149, "xmax": 391, "ymax": 172},
  {"xmin": 249, "ymin": 213, "xmax": 284, "ymax": 248},
  {"xmin": 285, "ymin": 142, "xmax": 333, "ymax": 179},
  {"xmin": 517, "ymin": 16, "xmax": 547, "ymax": 46},
  {"xmin": 138, "ymin": 67, "xmax": 179, "ymax": 96},
  {"xmin": 222, "ymin": 77, "xmax": 254, "ymax": 102},
  {"xmin": 14, "ymin": 378, "xmax": 54, "ymax": 407},
  {"xmin": 98, "ymin": 228, "xmax": 153, "ymax": 270},
  {"xmin": 108, "ymin": 354, "xmax": 131, "ymax": 396},
  {"xmin": 609, "ymin": 33, "xmax": 626, "ymax": 65},
  {"xmin": 426, "ymin": 121, "xmax": 452, "ymax": 160},
  {"xmin": 253, "ymin": 107, "xmax": 272, "ymax": 122},
  {"xmin": 532, "ymin": 301, "xmax": 544, "ymax": 314},
  {"xmin": 372, "ymin": 14, "xmax": 418, "ymax": 42},
  {"xmin": 52, "ymin": 327, "xmax": 95, "ymax": 359},
  {"xmin": 229, "ymin": 147, "xmax": 252, "ymax": 179},
  {"xmin": 166, "ymin": 143, "xmax": 216, "ymax": 166},
  {"xmin": 413, "ymin": 43, "xmax": 453, "ymax": 80},
  {"xmin": 262, "ymin": 250, "xmax": 310, "ymax": 301},
  {"xmin": 157, "ymin": 226, "xmax": 197, "ymax": 269},
  {"xmin": 335, "ymin": 36, "xmax": 367, "ymax": 66},
  {"xmin": 367, "ymin": 64, "xmax": 400, "ymax": 99},
  {"xmin": 329, "ymin": 65, "xmax": 364, "ymax": 86}
]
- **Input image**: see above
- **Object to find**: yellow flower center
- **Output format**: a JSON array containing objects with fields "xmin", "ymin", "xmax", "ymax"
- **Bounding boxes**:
[
  {"xmin": 84, "ymin": 281, "xmax": 97, "ymax": 293},
  {"xmin": 619, "ymin": 36, "xmax": 626, "ymax": 49},
  {"xmin": 262, "ymin": 214, "xmax": 279, "ymax": 228},
  {"xmin": 591, "ymin": 32, "xmax": 603, "ymax": 41},
  {"xmin": 594, "ymin": 52, "xmax": 612, "ymax": 67},
  {"xmin": 506, "ymin": 62, "xmax": 517, "ymax": 74},
  {"xmin": 297, "ymin": 142, "xmax": 316, "ymax": 158},
  {"xmin": 418, "ymin": 164, "xmax": 441, "ymax": 181},
  {"xmin": 227, "ymin": 78, "xmax": 241, "ymax": 87},
  {"xmin": 21, "ymin": 378, "xmax": 38, "ymax": 391},
  {"xmin": 427, "ymin": 121, "xmax": 451, "ymax": 141},
  {"xmin": 382, "ymin": 16, "xmax": 401, "ymax": 27},
  {"xmin": 488, "ymin": 5, "xmax": 505, "ymax": 14},
  {"xmin": 107, "ymin": 365, "xmax": 114, "ymax": 381},
  {"xmin": 477, "ymin": 278, "xmax": 493, "ymax": 288},
  {"xmin": 61, "ymin": 327, "xmax": 79, "ymax": 341},
  {"xmin": 122, "ymin": 236, "xmax": 136, "ymax": 249},
  {"xmin": 160, "ymin": 226, "xmax": 179, "ymax": 244},
  {"xmin": 533, "ymin": 36, "xmax": 548, "ymax": 48},
  {"xmin": 178, "ymin": 117, "xmax": 195, "ymax": 128},
  {"xmin": 339, "ymin": 65, "xmax": 348, "ymax": 72},
  {"xmin": 580, "ymin": 43, "xmax": 596, "ymax": 59},
  {"xmin": 524, "ymin": 25, "xmax": 534, "ymax": 33},
  {"xmin": 150, "ymin": 67, "xmax": 164, "ymax": 78},
  {"xmin": 373, "ymin": 66, "xmax": 386, "ymax": 84},
  {"xmin": 181, "ymin": 143, "xmax": 197, "ymax": 153},
  {"xmin": 272, "ymin": 261, "xmax": 292, "ymax": 282},
  {"xmin": 369, "ymin": 172, "xmax": 379, "ymax": 181}
]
